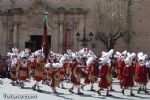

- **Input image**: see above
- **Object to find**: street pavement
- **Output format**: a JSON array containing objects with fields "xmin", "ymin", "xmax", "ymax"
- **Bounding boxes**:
[{"xmin": 0, "ymin": 78, "xmax": 150, "ymax": 100}]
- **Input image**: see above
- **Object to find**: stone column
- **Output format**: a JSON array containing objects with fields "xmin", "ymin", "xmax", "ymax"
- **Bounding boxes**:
[
  {"xmin": 13, "ymin": 15, "xmax": 20, "ymax": 48},
  {"xmin": 13, "ymin": 24, "xmax": 18, "ymax": 47},
  {"xmin": 77, "ymin": 15, "xmax": 85, "ymax": 50},
  {"xmin": 7, "ymin": 21, "xmax": 14, "ymax": 51},
  {"xmin": 58, "ymin": 14, "xmax": 64, "ymax": 53}
]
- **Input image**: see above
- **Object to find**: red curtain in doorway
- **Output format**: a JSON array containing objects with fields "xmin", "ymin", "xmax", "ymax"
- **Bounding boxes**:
[{"xmin": 64, "ymin": 28, "xmax": 74, "ymax": 50}]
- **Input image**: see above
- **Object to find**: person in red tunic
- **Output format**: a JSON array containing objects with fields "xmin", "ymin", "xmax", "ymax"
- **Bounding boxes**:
[
  {"xmin": 32, "ymin": 56, "xmax": 44, "ymax": 91},
  {"xmin": 121, "ymin": 54, "xmax": 135, "ymax": 96},
  {"xmin": 43, "ymin": 62, "xmax": 52, "ymax": 86},
  {"xmin": 58, "ymin": 54, "xmax": 69, "ymax": 89},
  {"xmin": 116, "ymin": 59, "xmax": 125, "ymax": 80},
  {"xmin": 107, "ymin": 49, "xmax": 115, "ymax": 91},
  {"xmin": 18, "ymin": 56, "xmax": 29, "ymax": 88},
  {"xmin": 97, "ymin": 57, "xmax": 112, "ymax": 96},
  {"xmin": 115, "ymin": 52, "xmax": 125, "ymax": 79},
  {"xmin": 82, "ymin": 56, "xmax": 97, "ymax": 91},
  {"xmin": 42, "ymin": 61, "xmax": 49, "ymax": 85},
  {"xmin": 135, "ymin": 53, "xmax": 148, "ymax": 94},
  {"xmin": 17, "ymin": 50, "xmax": 31, "ymax": 88},
  {"xmin": 66, "ymin": 49, "xmax": 74, "ymax": 83},
  {"xmin": 59, "ymin": 64, "xmax": 66, "ymax": 89},
  {"xmin": 51, "ymin": 63, "xmax": 61, "ymax": 93},
  {"xmin": 66, "ymin": 59, "xmax": 73, "ymax": 83},
  {"xmin": 115, "ymin": 52, "xmax": 126, "ymax": 88},
  {"xmin": 69, "ymin": 53, "xmax": 84, "ymax": 95},
  {"xmin": 9, "ymin": 55, "xmax": 19, "ymax": 86},
  {"xmin": 107, "ymin": 60, "xmax": 114, "ymax": 91},
  {"xmin": 28, "ymin": 55, "xmax": 36, "ymax": 80},
  {"xmin": 69, "ymin": 59, "xmax": 77, "ymax": 92},
  {"xmin": 8, "ymin": 47, "xmax": 20, "ymax": 86}
]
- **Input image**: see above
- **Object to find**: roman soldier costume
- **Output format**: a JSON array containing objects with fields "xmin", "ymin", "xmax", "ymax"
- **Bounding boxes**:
[
  {"xmin": 32, "ymin": 50, "xmax": 45, "ymax": 90},
  {"xmin": 83, "ymin": 55, "xmax": 97, "ymax": 91},
  {"xmin": 51, "ymin": 63, "xmax": 61, "ymax": 93},
  {"xmin": 69, "ymin": 52, "xmax": 84, "ymax": 95},
  {"xmin": 121, "ymin": 53, "xmax": 136, "ymax": 96},
  {"xmin": 97, "ymin": 50, "xmax": 114, "ymax": 96},
  {"xmin": 135, "ymin": 52, "xmax": 148, "ymax": 94},
  {"xmin": 10, "ymin": 56, "xmax": 19, "ymax": 86}
]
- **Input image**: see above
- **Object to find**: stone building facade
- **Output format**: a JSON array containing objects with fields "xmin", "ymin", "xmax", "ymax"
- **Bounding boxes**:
[{"xmin": 0, "ymin": 0, "xmax": 150, "ymax": 56}]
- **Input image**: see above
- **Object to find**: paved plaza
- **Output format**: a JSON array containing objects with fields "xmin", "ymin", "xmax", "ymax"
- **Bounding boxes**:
[{"xmin": 0, "ymin": 78, "xmax": 150, "ymax": 100}]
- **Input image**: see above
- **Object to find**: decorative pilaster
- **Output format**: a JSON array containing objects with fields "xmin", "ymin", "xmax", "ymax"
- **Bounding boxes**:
[
  {"xmin": 77, "ymin": 15, "xmax": 85, "ymax": 49},
  {"xmin": 13, "ymin": 24, "xmax": 18, "ymax": 47},
  {"xmin": 13, "ymin": 15, "xmax": 20, "ymax": 47},
  {"xmin": 58, "ymin": 13, "xmax": 65, "ymax": 53}
]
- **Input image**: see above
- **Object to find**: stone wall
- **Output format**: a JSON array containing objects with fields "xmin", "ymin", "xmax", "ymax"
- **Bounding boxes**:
[
  {"xmin": 131, "ymin": 0, "xmax": 150, "ymax": 55},
  {"xmin": 0, "ymin": 0, "xmax": 150, "ymax": 56}
]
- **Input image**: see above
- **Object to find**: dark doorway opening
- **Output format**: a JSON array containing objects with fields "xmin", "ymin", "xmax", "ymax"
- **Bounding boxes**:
[
  {"xmin": 25, "ymin": 41, "xmax": 36, "ymax": 52},
  {"xmin": 25, "ymin": 35, "xmax": 51, "ymax": 52}
]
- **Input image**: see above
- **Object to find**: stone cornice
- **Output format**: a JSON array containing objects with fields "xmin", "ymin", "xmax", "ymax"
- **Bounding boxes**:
[
  {"xmin": 0, "ymin": 7, "xmax": 24, "ymax": 16},
  {"xmin": 54, "ymin": 7, "xmax": 88, "ymax": 15}
]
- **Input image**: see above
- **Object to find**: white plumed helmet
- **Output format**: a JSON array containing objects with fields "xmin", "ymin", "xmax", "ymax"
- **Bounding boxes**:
[{"xmin": 86, "ymin": 57, "xmax": 94, "ymax": 66}]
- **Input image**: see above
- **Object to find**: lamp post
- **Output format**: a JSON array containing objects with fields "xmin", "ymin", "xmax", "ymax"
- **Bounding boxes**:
[
  {"xmin": 10, "ymin": 0, "xmax": 16, "ymax": 8},
  {"xmin": 76, "ymin": 28, "xmax": 93, "ymax": 47}
]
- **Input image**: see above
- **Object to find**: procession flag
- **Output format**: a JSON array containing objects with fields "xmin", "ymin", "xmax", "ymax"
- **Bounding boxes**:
[{"xmin": 42, "ymin": 12, "xmax": 49, "ymax": 62}]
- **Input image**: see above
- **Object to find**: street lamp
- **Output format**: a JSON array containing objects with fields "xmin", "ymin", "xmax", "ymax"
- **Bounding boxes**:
[
  {"xmin": 10, "ymin": 0, "xmax": 16, "ymax": 8},
  {"xmin": 76, "ymin": 28, "xmax": 93, "ymax": 47}
]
